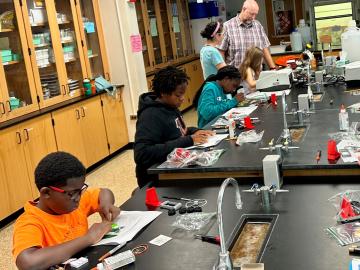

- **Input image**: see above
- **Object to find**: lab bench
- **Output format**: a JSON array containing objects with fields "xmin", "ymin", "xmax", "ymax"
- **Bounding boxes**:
[
  {"xmin": 148, "ymin": 82, "xmax": 360, "ymax": 181},
  {"xmin": 76, "ymin": 181, "xmax": 356, "ymax": 269}
]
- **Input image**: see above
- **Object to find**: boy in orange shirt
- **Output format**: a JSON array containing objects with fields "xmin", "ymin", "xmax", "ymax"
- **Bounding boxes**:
[{"xmin": 12, "ymin": 151, "xmax": 120, "ymax": 270}]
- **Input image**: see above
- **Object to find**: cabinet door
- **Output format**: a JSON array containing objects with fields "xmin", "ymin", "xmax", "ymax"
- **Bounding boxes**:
[
  {"xmin": 21, "ymin": 114, "xmax": 57, "ymax": 199},
  {"xmin": 158, "ymin": 0, "xmax": 175, "ymax": 62},
  {"xmin": 178, "ymin": 0, "xmax": 194, "ymax": 57},
  {"xmin": 186, "ymin": 60, "xmax": 204, "ymax": 104},
  {"xmin": 101, "ymin": 92, "xmax": 129, "ymax": 154},
  {"xmin": 169, "ymin": 0, "xmax": 184, "ymax": 59},
  {"xmin": 146, "ymin": 0, "xmax": 163, "ymax": 67},
  {"xmin": 0, "ymin": 0, "xmax": 39, "ymax": 122},
  {"xmin": 52, "ymin": 103, "xmax": 87, "ymax": 166},
  {"xmin": 0, "ymin": 165, "xmax": 11, "ymax": 220},
  {"xmin": 78, "ymin": 97, "xmax": 109, "ymax": 166},
  {"xmin": 21, "ymin": 0, "xmax": 69, "ymax": 108},
  {"xmin": 147, "ymin": 75, "xmax": 154, "ymax": 90},
  {"xmin": 52, "ymin": 0, "xmax": 88, "ymax": 98},
  {"xmin": 0, "ymin": 125, "xmax": 33, "ymax": 213},
  {"xmin": 75, "ymin": 0, "xmax": 110, "ymax": 80},
  {"xmin": 136, "ymin": 0, "xmax": 155, "ymax": 72}
]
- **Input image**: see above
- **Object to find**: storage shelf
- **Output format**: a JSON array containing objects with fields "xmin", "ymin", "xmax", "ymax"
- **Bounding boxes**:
[
  {"xmin": 31, "ymin": 22, "xmax": 48, "ymax": 27},
  {"xmin": 65, "ymin": 58, "xmax": 77, "ymax": 63},
  {"xmin": 88, "ymin": 54, "xmax": 98, "ymax": 59},
  {"xmin": 0, "ymin": 29, "xmax": 14, "ymax": 33},
  {"xmin": 58, "ymin": 21, "xmax": 72, "ymax": 25},
  {"xmin": 38, "ymin": 63, "xmax": 53, "ymax": 68},
  {"xmin": 3, "ymin": 60, "xmax": 20, "ymax": 66},
  {"xmin": 34, "ymin": 43, "xmax": 50, "ymax": 48},
  {"xmin": 61, "ymin": 39, "xmax": 75, "ymax": 44}
]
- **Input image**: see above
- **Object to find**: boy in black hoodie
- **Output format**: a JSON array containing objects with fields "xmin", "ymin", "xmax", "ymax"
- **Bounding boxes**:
[{"xmin": 134, "ymin": 66, "xmax": 214, "ymax": 188}]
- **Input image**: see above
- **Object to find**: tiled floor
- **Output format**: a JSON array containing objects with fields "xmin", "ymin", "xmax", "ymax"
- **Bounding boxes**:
[{"xmin": 0, "ymin": 108, "xmax": 198, "ymax": 269}]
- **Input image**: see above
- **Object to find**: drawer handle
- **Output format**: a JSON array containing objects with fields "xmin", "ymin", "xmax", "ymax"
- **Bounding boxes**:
[
  {"xmin": 6, "ymin": 100, "xmax": 11, "ymax": 112},
  {"xmin": 75, "ymin": 109, "xmax": 80, "ymax": 120},
  {"xmin": 80, "ymin": 107, "xmax": 85, "ymax": 117},
  {"xmin": 0, "ymin": 102, "xmax": 5, "ymax": 114},
  {"xmin": 16, "ymin": 132, "xmax": 21, "ymax": 144},
  {"xmin": 23, "ymin": 129, "xmax": 29, "ymax": 141},
  {"xmin": 62, "ymin": 85, "xmax": 66, "ymax": 96}
]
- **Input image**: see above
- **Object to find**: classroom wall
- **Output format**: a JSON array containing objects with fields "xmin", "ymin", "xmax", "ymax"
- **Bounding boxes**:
[
  {"xmin": 224, "ymin": 0, "xmax": 268, "ymax": 33},
  {"xmin": 98, "ymin": 1, "xmax": 148, "ymax": 142}
]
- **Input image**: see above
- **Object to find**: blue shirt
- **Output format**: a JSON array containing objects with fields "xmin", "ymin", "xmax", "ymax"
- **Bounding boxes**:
[
  {"xmin": 200, "ymin": 46, "xmax": 225, "ymax": 79},
  {"xmin": 197, "ymin": 81, "xmax": 239, "ymax": 128}
]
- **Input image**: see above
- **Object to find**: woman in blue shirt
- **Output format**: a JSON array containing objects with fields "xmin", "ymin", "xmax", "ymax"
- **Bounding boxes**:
[
  {"xmin": 200, "ymin": 21, "xmax": 226, "ymax": 79},
  {"xmin": 195, "ymin": 66, "xmax": 245, "ymax": 128}
]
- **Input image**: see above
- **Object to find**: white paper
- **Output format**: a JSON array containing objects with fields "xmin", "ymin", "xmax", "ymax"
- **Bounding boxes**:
[
  {"xmin": 187, "ymin": 134, "xmax": 228, "ymax": 149},
  {"xmin": 93, "ymin": 211, "xmax": 162, "ymax": 246},
  {"xmin": 223, "ymin": 105, "xmax": 258, "ymax": 120},
  {"xmin": 246, "ymin": 90, "xmax": 291, "ymax": 100},
  {"xmin": 337, "ymin": 140, "xmax": 360, "ymax": 163},
  {"xmin": 149, "ymin": 234, "xmax": 172, "ymax": 246}
]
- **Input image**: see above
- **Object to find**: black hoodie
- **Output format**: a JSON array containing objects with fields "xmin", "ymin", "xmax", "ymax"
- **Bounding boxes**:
[{"xmin": 134, "ymin": 92, "xmax": 198, "ymax": 187}]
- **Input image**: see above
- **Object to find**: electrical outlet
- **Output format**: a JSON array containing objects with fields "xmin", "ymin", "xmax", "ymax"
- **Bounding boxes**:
[{"xmin": 130, "ymin": 115, "xmax": 137, "ymax": 120}]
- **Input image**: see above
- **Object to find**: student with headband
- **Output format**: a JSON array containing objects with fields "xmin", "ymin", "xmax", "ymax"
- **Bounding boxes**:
[{"xmin": 200, "ymin": 21, "xmax": 226, "ymax": 79}]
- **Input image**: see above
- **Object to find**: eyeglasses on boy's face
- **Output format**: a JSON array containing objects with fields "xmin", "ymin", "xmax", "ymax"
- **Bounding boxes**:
[{"xmin": 48, "ymin": 183, "xmax": 88, "ymax": 200}]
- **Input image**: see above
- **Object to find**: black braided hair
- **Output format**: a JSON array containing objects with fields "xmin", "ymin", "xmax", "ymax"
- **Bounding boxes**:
[
  {"xmin": 193, "ymin": 65, "xmax": 241, "ymax": 108},
  {"xmin": 152, "ymin": 66, "xmax": 190, "ymax": 97}
]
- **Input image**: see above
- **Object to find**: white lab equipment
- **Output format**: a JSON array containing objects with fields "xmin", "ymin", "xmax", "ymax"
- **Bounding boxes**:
[
  {"xmin": 256, "ymin": 69, "xmax": 292, "ymax": 92},
  {"xmin": 298, "ymin": 19, "xmax": 311, "ymax": 47},
  {"xmin": 341, "ymin": 20, "xmax": 360, "ymax": 63},
  {"xmin": 290, "ymin": 30, "xmax": 302, "ymax": 51}
]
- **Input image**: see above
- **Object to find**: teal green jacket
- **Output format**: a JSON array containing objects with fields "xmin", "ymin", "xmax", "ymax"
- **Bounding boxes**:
[{"xmin": 197, "ymin": 81, "xmax": 238, "ymax": 128}]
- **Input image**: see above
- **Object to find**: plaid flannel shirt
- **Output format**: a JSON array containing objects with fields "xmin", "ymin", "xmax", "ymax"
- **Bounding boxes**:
[{"xmin": 218, "ymin": 16, "xmax": 270, "ymax": 68}]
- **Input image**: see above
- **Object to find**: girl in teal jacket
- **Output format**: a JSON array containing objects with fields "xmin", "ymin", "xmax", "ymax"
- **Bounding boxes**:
[{"xmin": 195, "ymin": 66, "xmax": 244, "ymax": 128}]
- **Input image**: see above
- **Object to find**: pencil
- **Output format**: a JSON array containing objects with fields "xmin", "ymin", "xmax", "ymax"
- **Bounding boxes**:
[{"xmin": 98, "ymin": 243, "xmax": 124, "ymax": 261}]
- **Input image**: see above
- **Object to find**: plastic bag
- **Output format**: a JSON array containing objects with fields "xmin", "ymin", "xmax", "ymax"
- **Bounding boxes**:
[
  {"xmin": 158, "ymin": 148, "xmax": 225, "ymax": 168},
  {"xmin": 328, "ymin": 190, "xmax": 360, "ymax": 223},
  {"xmin": 328, "ymin": 132, "xmax": 357, "ymax": 143},
  {"xmin": 172, "ymin": 212, "xmax": 216, "ymax": 231},
  {"xmin": 326, "ymin": 222, "xmax": 360, "ymax": 246},
  {"xmin": 236, "ymin": 130, "xmax": 264, "ymax": 145}
]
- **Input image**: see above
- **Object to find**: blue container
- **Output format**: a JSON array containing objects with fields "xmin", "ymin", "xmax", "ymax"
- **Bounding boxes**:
[
  {"xmin": 206, "ymin": 1, "xmax": 219, "ymax": 17},
  {"xmin": 189, "ymin": 2, "xmax": 208, "ymax": 19}
]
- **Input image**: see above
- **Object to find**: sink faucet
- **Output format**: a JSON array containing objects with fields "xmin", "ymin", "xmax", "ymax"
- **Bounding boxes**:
[{"xmin": 214, "ymin": 178, "xmax": 242, "ymax": 270}]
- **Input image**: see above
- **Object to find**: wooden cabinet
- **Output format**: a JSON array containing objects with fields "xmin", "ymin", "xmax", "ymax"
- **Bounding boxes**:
[
  {"xmin": 146, "ymin": 75, "xmax": 154, "ymax": 90},
  {"xmin": 184, "ymin": 60, "xmax": 203, "ymax": 104},
  {"xmin": 135, "ymin": 0, "xmax": 194, "ymax": 72},
  {"xmin": 0, "ymin": 0, "xmax": 39, "ymax": 122},
  {"xmin": 0, "ymin": 0, "xmax": 110, "ymax": 124},
  {"xmin": 75, "ymin": 0, "xmax": 110, "ymax": 80},
  {"xmin": 0, "ymin": 114, "xmax": 56, "ymax": 219},
  {"xmin": 52, "ymin": 96, "xmax": 109, "ymax": 167},
  {"xmin": 101, "ymin": 92, "xmax": 129, "ymax": 154}
]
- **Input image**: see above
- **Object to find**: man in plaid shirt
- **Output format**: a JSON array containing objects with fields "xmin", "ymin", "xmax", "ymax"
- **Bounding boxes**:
[{"xmin": 219, "ymin": 0, "xmax": 276, "ymax": 69}]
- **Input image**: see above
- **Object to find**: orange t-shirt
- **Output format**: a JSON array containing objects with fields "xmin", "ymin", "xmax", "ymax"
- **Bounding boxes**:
[{"xmin": 12, "ymin": 187, "xmax": 100, "ymax": 260}]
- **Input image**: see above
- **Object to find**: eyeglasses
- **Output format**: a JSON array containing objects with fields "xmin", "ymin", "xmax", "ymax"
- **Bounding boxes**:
[{"xmin": 49, "ymin": 183, "xmax": 88, "ymax": 200}]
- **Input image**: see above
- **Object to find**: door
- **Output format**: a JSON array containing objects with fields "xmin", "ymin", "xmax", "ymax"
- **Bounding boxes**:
[
  {"xmin": 21, "ymin": 114, "xmax": 57, "ymax": 199},
  {"xmin": 76, "ymin": 0, "xmax": 110, "ymax": 80},
  {"xmin": 52, "ymin": 0, "xmax": 88, "ymax": 98},
  {"xmin": 101, "ymin": 92, "xmax": 129, "ymax": 154},
  {"xmin": 78, "ymin": 97, "xmax": 109, "ymax": 167},
  {"xmin": 21, "ymin": 0, "xmax": 70, "ymax": 108},
  {"xmin": 52, "ymin": 103, "xmax": 87, "ymax": 166},
  {"xmin": 169, "ymin": 0, "xmax": 184, "ymax": 59},
  {"xmin": 136, "ymin": 0, "xmax": 155, "ymax": 72},
  {"xmin": 158, "ymin": 0, "xmax": 175, "ymax": 62},
  {"xmin": 178, "ymin": 0, "xmax": 194, "ymax": 57},
  {"xmin": 0, "ymin": 125, "xmax": 33, "ymax": 213},
  {"xmin": 0, "ymin": 0, "xmax": 39, "ymax": 122}
]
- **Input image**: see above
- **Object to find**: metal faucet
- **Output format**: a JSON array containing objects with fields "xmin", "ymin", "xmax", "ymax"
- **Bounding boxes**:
[{"xmin": 214, "ymin": 178, "xmax": 242, "ymax": 270}]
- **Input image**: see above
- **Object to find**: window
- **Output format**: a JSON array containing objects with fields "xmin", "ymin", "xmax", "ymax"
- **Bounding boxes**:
[{"xmin": 312, "ymin": 1, "xmax": 355, "ymax": 50}]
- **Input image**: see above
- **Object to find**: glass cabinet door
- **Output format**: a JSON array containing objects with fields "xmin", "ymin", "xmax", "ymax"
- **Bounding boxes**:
[
  {"xmin": 158, "ymin": 0, "xmax": 175, "ymax": 62},
  {"xmin": 53, "ymin": 0, "xmax": 86, "ymax": 97},
  {"xmin": 146, "ymin": 0, "xmax": 162, "ymax": 66},
  {"xmin": 169, "ymin": 0, "xmax": 184, "ymax": 59},
  {"xmin": 178, "ymin": 0, "xmax": 194, "ymax": 57},
  {"xmin": 136, "ymin": 0, "xmax": 153, "ymax": 71},
  {"xmin": 0, "ymin": 0, "xmax": 39, "ymax": 121},
  {"xmin": 22, "ymin": 0, "xmax": 67, "ymax": 107},
  {"xmin": 76, "ymin": 0, "xmax": 109, "ymax": 80}
]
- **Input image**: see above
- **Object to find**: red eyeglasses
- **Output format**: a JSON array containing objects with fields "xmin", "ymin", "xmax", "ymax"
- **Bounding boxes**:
[{"xmin": 48, "ymin": 183, "xmax": 88, "ymax": 200}]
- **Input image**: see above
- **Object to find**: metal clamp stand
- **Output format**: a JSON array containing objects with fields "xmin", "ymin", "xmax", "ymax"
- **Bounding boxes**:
[
  {"xmin": 259, "ymin": 139, "xmax": 299, "ymax": 160},
  {"xmin": 243, "ymin": 184, "xmax": 289, "ymax": 208},
  {"xmin": 286, "ymin": 109, "xmax": 314, "ymax": 126}
]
